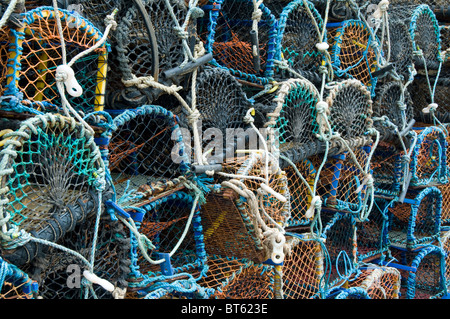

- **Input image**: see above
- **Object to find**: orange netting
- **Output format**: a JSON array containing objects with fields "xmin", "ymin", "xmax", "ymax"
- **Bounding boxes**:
[
  {"xmin": 329, "ymin": 22, "xmax": 378, "ymax": 90},
  {"xmin": 282, "ymin": 235, "xmax": 325, "ymax": 299},
  {"xmin": 15, "ymin": 8, "xmax": 107, "ymax": 113},
  {"xmin": 345, "ymin": 266, "xmax": 401, "ymax": 299},
  {"xmin": 198, "ymin": 255, "xmax": 275, "ymax": 299}
]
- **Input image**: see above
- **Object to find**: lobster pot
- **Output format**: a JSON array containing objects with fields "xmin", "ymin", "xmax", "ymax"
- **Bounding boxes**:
[
  {"xmin": 280, "ymin": 234, "xmax": 326, "ymax": 299},
  {"xmin": 389, "ymin": 4, "xmax": 442, "ymax": 72},
  {"xmin": 197, "ymin": 254, "xmax": 276, "ymax": 299},
  {"xmin": 356, "ymin": 197, "xmax": 390, "ymax": 264},
  {"xmin": 372, "ymin": 80, "xmax": 414, "ymax": 136},
  {"xmin": 327, "ymin": 20, "xmax": 379, "ymax": 96},
  {"xmin": 107, "ymin": 105, "xmax": 190, "ymax": 205},
  {"xmin": 315, "ymin": 146, "xmax": 373, "ymax": 215},
  {"xmin": 0, "ymin": 113, "xmax": 105, "ymax": 267},
  {"xmin": 324, "ymin": 79, "xmax": 374, "ymax": 146},
  {"xmin": 199, "ymin": 0, "xmax": 278, "ymax": 85},
  {"xmin": 21, "ymin": 211, "xmax": 131, "ymax": 299},
  {"xmin": 372, "ymin": 142, "xmax": 405, "ymax": 197},
  {"xmin": 0, "ymin": 257, "xmax": 37, "ymax": 299},
  {"xmin": 200, "ymin": 152, "xmax": 290, "ymax": 264},
  {"xmin": 408, "ymin": 126, "xmax": 448, "ymax": 187},
  {"xmin": 320, "ymin": 211, "xmax": 358, "ymax": 287},
  {"xmin": 328, "ymin": 265, "xmax": 401, "ymax": 299},
  {"xmin": 387, "ymin": 187, "xmax": 442, "ymax": 250},
  {"xmin": 179, "ymin": 67, "xmax": 266, "ymax": 162},
  {"xmin": 4, "ymin": 7, "xmax": 109, "ymax": 114},
  {"xmin": 267, "ymin": 78, "xmax": 321, "ymax": 160},
  {"xmin": 127, "ymin": 190, "xmax": 207, "ymax": 293},
  {"xmin": 410, "ymin": 76, "xmax": 450, "ymax": 124},
  {"xmin": 390, "ymin": 245, "xmax": 447, "ymax": 299},
  {"xmin": 274, "ymin": 0, "xmax": 326, "ymax": 83}
]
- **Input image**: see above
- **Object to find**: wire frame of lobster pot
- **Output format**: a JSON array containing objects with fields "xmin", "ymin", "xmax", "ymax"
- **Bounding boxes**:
[
  {"xmin": 199, "ymin": 0, "xmax": 278, "ymax": 85},
  {"xmin": 3, "ymin": 7, "xmax": 109, "ymax": 115},
  {"xmin": 0, "ymin": 257, "xmax": 37, "ymax": 299},
  {"xmin": 279, "ymin": 233, "xmax": 326, "ymax": 299},
  {"xmin": 389, "ymin": 245, "xmax": 447, "ymax": 299},
  {"xmin": 327, "ymin": 264, "xmax": 401, "ymax": 299},
  {"xmin": 197, "ymin": 254, "xmax": 276, "ymax": 299},
  {"xmin": 127, "ymin": 190, "xmax": 207, "ymax": 295},
  {"xmin": 200, "ymin": 152, "xmax": 290, "ymax": 264},
  {"xmin": 408, "ymin": 126, "xmax": 448, "ymax": 187},
  {"xmin": 0, "ymin": 113, "xmax": 105, "ymax": 267},
  {"xmin": 274, "ymin": 0, "xmax": 327, "ymax": 83},
  {"xmin": 107, "ymin": 105, "xmax": 191, "ymax": 206},
  {"xmin": 327, "ymin": 20, "xmax": 380, "ymax": 97},
  {"xmin": 387, "ymin": 186, "xmax": 442, "ymax": 251}
]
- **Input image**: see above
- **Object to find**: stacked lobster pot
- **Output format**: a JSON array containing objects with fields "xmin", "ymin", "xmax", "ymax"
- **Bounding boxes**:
[{"xmin": 0, "ymin": 0, "xmax": 449, "ymax": 300}]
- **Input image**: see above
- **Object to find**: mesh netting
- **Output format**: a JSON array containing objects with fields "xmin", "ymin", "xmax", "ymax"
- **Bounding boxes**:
[
  {"xmin": 320, "ymin": 211, "xmax": 357, "ymax": 287},
  {"xmin": 127, "ymin": 190, "xmax": 207, "ymax": 292},
  {"xmin": 179, "ymin": 67, "xmax": 266, "ymax": 162},
  {"xmin": 267, "ymin": 78, "xmax": 320, "ymax": 155},
  {"xmin": 0, "ymin": 25, "xmax": 9, "ymax": 98},
  {"xmin": 0, "ymin": 256, "xmax": 36, "ymax": 299},
  {"xmin": 197, "ymin": 254, "xmax": 275, "ymax": 299},
  {"xmin": 281, "ymin": 234, "xmax": 325, "ymax": 299},
  {"xmin": 107, "ymin": 105, "xmax": 190, "ymax": 204},
  {"xmin": 389, "ymin": 4, "xmax": 442, "ymax": 70},
  {"xmin": 4, "ymin": 7, "xmax": 108, "ymax": 114},
  {"xmin": 441, "ymin": 230, "xmax": 450, "ymax": 291},
  {"xmin": 284, "ymin": 159, "xmax": 317, "ymax": 227},
  {"xmin": 387, "ymin": 187, "xmax": 442, "ymax": 250},
  {"xmin": 325, "ymin": 79, "xmax": 374, "ymax": 145},
  {"xmin": 200, "ymin": 0, "xmax": 277, "ymax": 84},
  {"xmin": 371, "ymin": 142, "xmax": 405, "ymax": 197},
  {"xmin": 381, "ymin": 20, "xmax": 415, "ymax": 82},
  {"xmin": 356, "ymin": 197, "xmax": 390, "ymax": 263},
  {"xmin": 316, "ymin": 146, "xmax": 372, "ymax": 215},
  {"xmin": 200, "ymin": 152, "xmax": 290, "ymax": 263},
  {"xmin": 0, "ymin": 114, "xmax": 104, "ymax": 266},
  {"xmin": 390, "ymin": 245, "xmax": 446, "ymax": 299},
  {"xmin": 21, "ymin": 211, "xmax": 130, "ymax": 299},
  {"xmin": 409, "ymin": 126, "xmax": 448, "ymax": 187},
  {"xmin": 372, "ymin": 80, "xmax": 414, "ymax": 133},
  {"xmin": 410, "ymin": 76, "xmax": 450, "ymax": 124},
  {"xmin": 275, "ymin": 0, "xmax": 325, "ymax": 82},
  {"xmin": 328, "ymin": 20, "xmax": 379, "ymax": 96},
  {"xmin": 343, "ymin": 265, "xmax": 401, "ymax": 299}
]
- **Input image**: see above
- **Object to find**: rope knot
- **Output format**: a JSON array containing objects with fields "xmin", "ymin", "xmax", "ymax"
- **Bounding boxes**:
[
  {"xmin": 187, "ymin": 109, "xmax": 201, "ymax": 125},
  {"xmin": 252, "ymin": 8, "xmax": 262, "ymax": 22},
  {"xmin": 55, "ymin": 64, "xmax": 83, "ymax": 97},
  {"xmin": 315, "ymin": 101, "xmax": 329, "ymax": 114},
  {"xmin": 105, "ymin": 9, "xmax": 118, "ymax": 31},
  {"xmin": 422, "ymin": 103, "xmax": 438, "ymax": 114}
]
